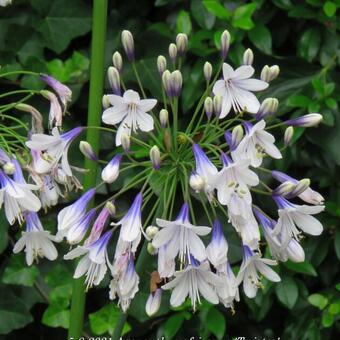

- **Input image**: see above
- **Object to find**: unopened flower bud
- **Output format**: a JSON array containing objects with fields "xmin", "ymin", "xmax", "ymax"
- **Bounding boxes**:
[
  {"xmin": 112, "ymin": 51, "xmax": 123, "ymax": 73},
  {"xmin": 101, "ymin": 154, "xmax": 122, "ymax": 183},
  {"xmin": 102, "ymin": 95, "xmax": 110, "ymax": 109},
  {"xmin": 189, "ymin": 172, "xmax": 204, "ymax": 192},
  {"xmin": 213, "ymin": 95, "xmax": 222, "ymax": 117},
  {"xmin": 121, "ymin": 132, "xmax": 131, "ymax": 152},
  {"xmin": 145, "ymin": 289, "xmax": 162, "ymax": 316},
  {"xmin": 147, "ymin": 242, "xmax": 157, "ymax": 255},
  {"xmin": 176, "ymin": 33, "xmax": 188, "ymax": 56},
  {"xmin": 170, "ymin": 70, "xmax": 182, "ymax": 97},
  {"xmin": 3, "ymin": 161, "xmax": 15, "ymax": 175},
  {"xmin": 273, "ymin": 181, "xmax": 295, "ymax": 196},
  {"xmin": 157, "ymin": 55, "xmax": 167, "ymax": 75},
  {"xmin": 243, "ymin": 48, "xmax": 254, "ymax": 65},
  {"xmin": 284, "ymin": 126, "xmax": 294, "ymax": 147},
  {"xmin": 105, "ymin": 201, "xmax": 116, "ymax": 216},
  {"xmin": 287, "ymin": 239, "xmax": 305, "ymax": 263},
  {"xmin": 121, "ymin": 30, "xmax": 135, "ymax": 62},
  {"xmin": 269, "ymin": 65, "xmax": 280, "ymax": 81},
  {"xmin": 231, "ymin": 125, "xmax": 244, "ymax": 147},
  {"xmin": 204, "ymin": 97, "xmax": 214, "ymax": 118},
  {"xmin": 146, "ymin": 226, "xmax": 159, "ymax": 239},
  {"xmin": 168, "ymin": 43, "xmax": 177, "ymax": 62},
  {"xmin": 79, "ymin": 141, "xmax": 98, "ymax": 161},
  {"xmin": 203, "ymin": 62, "xmax": 212, "ymax": 82},
  {"xmin": 256, "ymin": 98, "xmax": 279, "ymax": 120},
  {"xmin": 286, "ymin": 178, "xmax": 310, "ymax": 198},
  {"xmin": 159, "ymin": 109, "xmax": 168, "ymax": 128},
  {"xmin": 15, "ymin": 103, "xmax": 43, "ymax": 133},
  {"xmin": 107, "ymin": 66, "xmax": 121, "ymax": 95},
  {"xmin": 260, "ymin": 65, "xmax": 271, "ymax": 82},
  {"xmin": 220, "ymin": 30, "xmax": 231, "ymax": 59},
  {"xmin": 285, "ymin": 113, "xmax": 323, "ymax": 127},
  {"xmin": 150, "ymin": 145, "xmax": 161, "ymax": 170},
  {"xmin": 162, "ymin": 70, "xmax": 171, "ymax": 95}
]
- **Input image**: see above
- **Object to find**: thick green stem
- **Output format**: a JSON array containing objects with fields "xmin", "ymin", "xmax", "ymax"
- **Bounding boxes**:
[{"xmin": 68, "ymin": 1, "xmax": 108, "ymax": 338}]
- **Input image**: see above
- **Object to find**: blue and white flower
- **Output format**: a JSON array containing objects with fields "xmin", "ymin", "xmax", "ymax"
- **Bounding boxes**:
[
  {"xmin": 206, "ymin": 219, "xmax": 228, "ymax": 271},
  {"xmin": 192, "ymin": 144, "xmax": 218, "ymax": 200},
  {"xmin": 272, "ymin": 195, "xmax": 324, "ymax": 247},
  {"xmin": 232, "ymin": 120, "xmax": 282, "ymax": 167},
  {"xmin": 162, "ymin": 256, "xmax": 223, "ymax": 310},
  {"xmin": 212, "ymin": 63, "xmax": 268, "ymax": 118},
  {"xmin": 26, "ymin": 127, "xmax": 83, "ymax": 175},
  {"xmin": 236, "ymin": 245, "xmax": 280, "ymax": 298},
  {"xmin": 0, "ymin": 160, "xmax": 41, "ymax": 225},
  {"xmin": 13, "ymin": 211, "xmax": 58, "ymax": 266},
  {"xmin": 64, "ymin": 229, "xmax": 113, "ymax": 289},
  {"xmin": 272, "ymin": 170, "xmax": 324, "ymax": 205},
  {"xmin": 102, "ymin": 89, "xmax": 157, "ymax": 146},
  {"xmin": 145, "ymin": 289, "xmax": 162, "ymax": 317},
  {"xmin": 57, "ymin": 188, "xmax": 95, "ymax": 238},
  {"xmin": 152, "ymin": 202, "xmax": 211, "ymax": 263},
  {"xmin": 111, "ymin": 192, "xmax": 143, "ymax": 243}
]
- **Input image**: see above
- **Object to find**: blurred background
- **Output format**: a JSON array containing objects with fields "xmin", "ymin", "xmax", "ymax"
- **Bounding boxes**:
[{"xmin": 0, "ymin": 0, "xmax": 339, "ymax": 339}]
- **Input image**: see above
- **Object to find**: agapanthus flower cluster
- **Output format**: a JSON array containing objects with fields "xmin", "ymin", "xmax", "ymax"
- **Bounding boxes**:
[{"xmin": 0, "ymin": 28, "xmax": 325, "ymax": 316}]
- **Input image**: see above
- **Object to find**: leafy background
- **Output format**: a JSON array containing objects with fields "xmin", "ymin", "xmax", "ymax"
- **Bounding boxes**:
[{"xmin": 0, "ymin": 0, "xmax": 340, "ymax": 339}]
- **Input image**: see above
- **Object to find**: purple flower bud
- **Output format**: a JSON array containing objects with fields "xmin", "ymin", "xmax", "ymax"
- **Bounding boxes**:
[
  {"xmin": 101, "ymin": 154, "xmax": 122, "ymax": 183},
  {"xmin": 121, "ymin": 30, "xmax": 135, "ymax": 62},
  {"xmin": 285, "ymin": 113, "xmax": 322, "ymax": 127},
  {"xmin": 176, "ymin": 202, "xmax": 190, "ymax": 224}
]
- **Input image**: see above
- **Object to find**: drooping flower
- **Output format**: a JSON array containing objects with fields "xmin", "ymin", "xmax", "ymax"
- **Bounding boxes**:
[
  {"xmin": 206, "ymin": 219, "xmax": 229, "ymax": 271},
  {"xmin": 64, "ymin": 229, "xmax": 113, "ymax": 289},
  {"xmin": 102, "ymin": 90, "xmax": 157, "ymax": 146},
  {"xmin": 109, "ymin": 255, "xmax": 140, "ymax": 312},
  {"xmin": 216, "ymin": 262, "xmax": 240, "ymax": 308},
  {"xmin": 272, "ymin": 195, "xmax": 324, "ymax": 247},
  {"xmin": 86, "ymin": 206, "xmax": 111, "ymax": 245},
  {"xmin": 101, "ymin": 154, "xmax": 122, "ymax": 183},
  {"xmin": 192, "ymin": 144, "xmax": 218, "ymax": 200},
  {"xmin": 236, "ymin": 245, "xmax": 280, "ymax": 298},
  {"xmin": 272, "ymin": 170, "xmax": 324, "ymax": 205},
  {"xmin": 212, "ymin": 63, "xmax": 268, "ymax": 118},
  {"xmin": 40, "ymin": 90, "xmax": 63, "ymax": 128},
  {"xmin": 157, "ymin": 245, "xmax": 176, "ymax": 278},
  {"xmin": 57, "ymin": 188, "xmax": 95, "ymax": 238},
  {"xmin": 26, "ymin": 127, "xmax": 83, "ymax": 175},
  {"xmin": 0, "ymin": 163, "xmax": 41, "ymax": 225},
  {"xmin": 13, "ymin": 211, "xmax": 58, "ymax": 266},
  {"xmin": 152, "ymin": 202, "xmax": 211, "ymax": 263},
  {"xmin": 161, "ymin": 257, "xmax": 223, "ymax": 310},
  {"xmin": 40, "ymin": 74, "xmax": 72, "ymax": 110},
  {"xmin": 111, "ymin": 193, "xmax": 143, "ymax": 243},
  {"xmin": 232, "ymin": 120, "xmax": 282, "ymax": 167}
]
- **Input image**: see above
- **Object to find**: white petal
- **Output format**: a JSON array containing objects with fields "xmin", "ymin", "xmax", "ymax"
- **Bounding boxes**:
[
  {"xmin": 74, "ymin": 256, "xmax": 91, "ymax": 278},
  {"xmin": 234, "ymin": 78, "xmax": 268, "ymax": 91},
  {"xmin": 138, "ymin": 99, "xmax": 157, "ymax": 112},
  {"xmin": 102, "ymin": 105, "xmax": 127, "ymax": 125},
  {"xmin": 232, "ymin": 65, "xmax": 254, "ymax": 80},
  {"xmin": 123, "ymin": 90, "xmax": 140, "ymax": 103},
  {"xmin": 115, "ymin": 116, "xmax": 132, "ymax": 146},
  {"xmin": 292, "ymin": 212, "xmax": 323, "ymax": 235},
  {"xmin": 169, "ymin": 275, "xmax": 189, "ymax": 307},
  {"xmin": 197, "ymin": 273, "xmax": 219, "ymax": 304},
  {"xmin": 152, "ymin": 227, "xmax": 176, "ymax": 248},
  {"xmin": 256, "ymin": 261, "xmax": 281, "ymax": 282},
  {"xmin": 219, "ymin": 95, "xmax": 232, "ymax": 119},
  {"xmin": 212, "ymin": 80, "xmax": 227, "ymax": 96},
  {"xmin": 232, "ymin": 87, "xmax": 261, "ymax": 113},
  {"xmin": 222, "ymin": 63, "xmax": 234, "ymax": 79},
  {"xmin": 188, "ymin": 232, "xmax": 207, "ymax": 261},
  {"xmin": 136, "ymin": 111, "xmax": 154, "ymax": 132}
]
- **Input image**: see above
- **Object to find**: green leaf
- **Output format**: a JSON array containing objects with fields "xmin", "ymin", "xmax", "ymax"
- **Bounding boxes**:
[
  {"xmin": 0, "ymin": 286, "xmax": 33, "ymax": 334},
  {"xmin": 248, "ymin": 24, "xmax": 272, "ymax": 54},
  {"xmin": 36, "ymin": 0, "xmax": 92, "ymax": 53},
  {"xmin": 203, "ymin": 0, "xmax": 231, "ymax": 20},
  {"xmin": 176, "ymin": 10, "xmax": 192, "ymax": 35},
  {"xmin": 0, "ymin": 211, "xmax": 8, "ymax": 254},
  {"xmin": 325, "ymin": 98, "xmax": 337, "ymax": 110},
  {"xmin": 89, "ymin": 304, "xmax": 130, "ymax": 336},
  {"xmin": 329, "ymin": 303, "xmax": 340, "ymax": 315},
  {"xmin": 323, "ymin": 1, "xmax": 337, "ymax": 17},
  {"xmin": 163, "ymin": 313, "xmax": 185, "ymax": 339},
  {"xmin": 286, "ymin": 95, "xmax": 310, "ymax": 108},
  {"xmin": 308, "ymin": 294, "xmax": 329, "ymax": 310},
  {"xmin": 275, "ymin": 276, "xmax": 298, "ymax": 309},
  {"xmin": 2, "ymin": 255, "xmax": 39, "ymax": 287},
  {"xmin": 298, "ymin": 28, "xmax": 321, "ymax": 62},
  {"xmin": 322, "ymin": 309, "xmax": 334, "ymax": 327},
  {"xmin": 206, "ymin": 307, "xmax": 226, "ymax": 339},
  {"xmin": 232, "ymin": 3, "xmax": 257, "ymax": 30},
  {"xmin": 42, "ymin": 304, "xmax": 70, "ymax": 329},
  {"xmin": 283, "ymin": 260, "xmax": 317, "ymax": 276}
]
